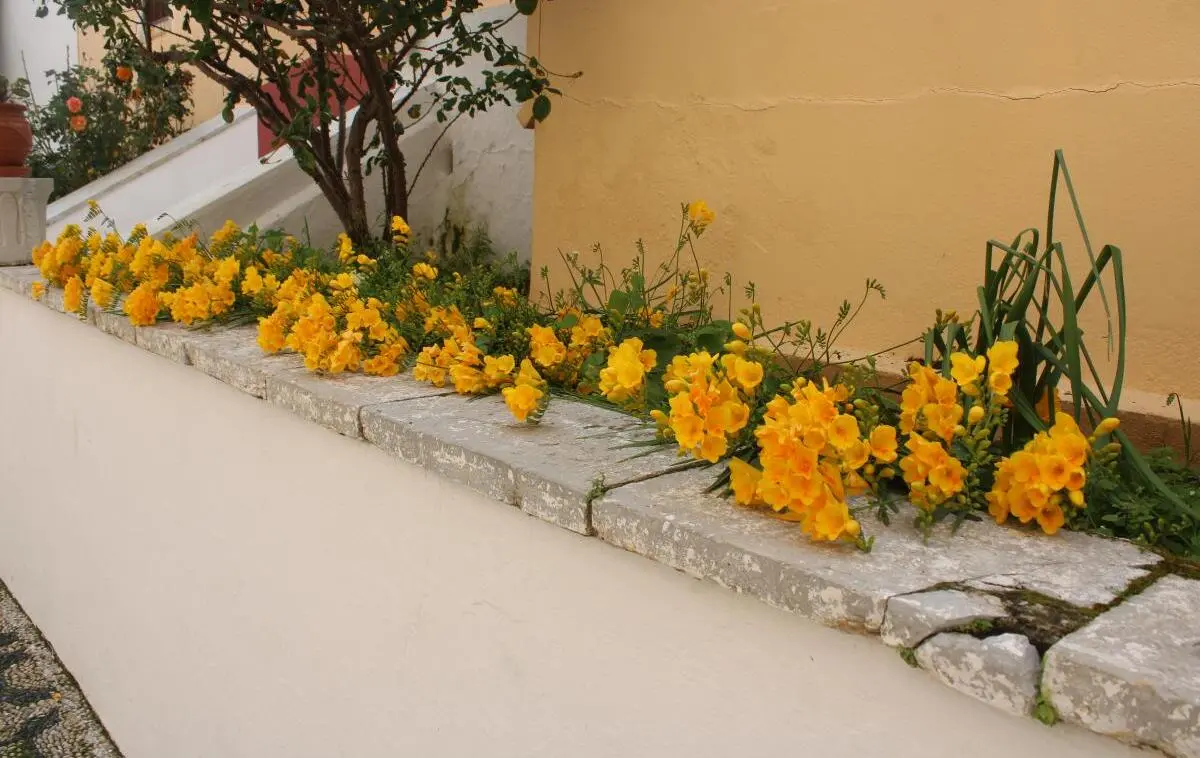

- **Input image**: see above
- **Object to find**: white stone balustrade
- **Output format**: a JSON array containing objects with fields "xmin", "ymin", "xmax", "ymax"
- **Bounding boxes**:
[{"xmin": 0, "ymin": 177, "xmax": 53, "ymax": 267}]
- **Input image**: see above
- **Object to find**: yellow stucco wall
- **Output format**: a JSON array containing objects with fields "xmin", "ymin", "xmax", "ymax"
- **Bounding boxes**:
[{"xmin": 529, "ymin": 0, "xmax": 1200, "ymax": 417}]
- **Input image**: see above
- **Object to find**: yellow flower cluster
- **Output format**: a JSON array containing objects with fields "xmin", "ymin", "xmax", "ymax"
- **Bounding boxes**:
[
  {"xmin": 730, "ymin": 379, "xmax": 898, "ymax": 543},
  {"xmin": 687, "ymin": 200, "xmax": 715, "ymax": 232},
  {"xmin": 598, "ymin": 337, "xmax": 657, "ymax": 408},
  {"xmin": 521, "ymin": 314, "xmax": 611, "ymax": 391},
  {"xmin": 898, "ymin": 342, "xmax": 1019, "ymax": 513},
  {"xmin": 653, "ymin": 351, "xmax": 759, "ymax": 463},
  {"xmin": 256, "ymin": 265, "xmax": 409, "ymax": 376},
  {"xmin": 503, "ymin": 359, "xmax": 549, "ymax": 423},
  {"xmin": 988, "ymin": 414, "xmax": 1118, "ymax": 534}
]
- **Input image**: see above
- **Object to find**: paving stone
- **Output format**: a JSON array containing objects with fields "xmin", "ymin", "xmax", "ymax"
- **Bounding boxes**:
[
  {"xmin": 265, "ymin": 368, "xmax": 449, "ymax": 438},
  {"xmin": 1043, "ymin": 575, "xmax": 1200, "ymax": 758},
  {"xmin": 593, "ymin": 467, "xmax": 1157, "ymax": 631},
  {"xmin": 135, "ymin": 323, "xmax": 195, "ymax": 365},
  {"xmin": 87, "ymin": 302, "xmax": 137, "ymax": 345},
  {"xmin": 0, "ymin": 264, "xmax": 41, "ymax": 297},
  {"xmin": 881, "ymin": 589, "xmax": 1007, "ymax": 648},
  {"xmin": 185, "ymin": 326, "xmax": 293, "ymax": 398},
  {"xmin": 915, "ymin": 633, "xmax": 1041, "ymax": 717},
  {"xmin": 362, "ymin": 394, "xmax": 680, "ymax": 534}
]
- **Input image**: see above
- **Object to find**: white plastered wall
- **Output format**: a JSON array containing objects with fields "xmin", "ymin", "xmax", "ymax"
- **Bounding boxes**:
[{"xmin": 0, "ymin": 286, "xmax": 1147, "ymax": 758}]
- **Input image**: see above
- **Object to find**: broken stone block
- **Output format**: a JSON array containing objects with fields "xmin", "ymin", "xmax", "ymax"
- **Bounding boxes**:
[
  {"xmin": 881, "ymin": 589, "xmax": 1007, "ymax": 648},
  {"xmin": 915, "ymin": 632, "xmax": 1041, "ymax": 717}
]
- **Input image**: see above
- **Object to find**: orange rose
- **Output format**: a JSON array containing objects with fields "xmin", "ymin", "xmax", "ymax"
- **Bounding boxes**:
[
  {"xmin": 65, "ymin": 96, "xmax": 83, "ymax": 114},
  {"xmin": 70, "ymin": 115, "xmax": 87, "ymax": 133},
  {"xmin": 115, "ymin": 66, "xmax": 133, "ymax": 83}
]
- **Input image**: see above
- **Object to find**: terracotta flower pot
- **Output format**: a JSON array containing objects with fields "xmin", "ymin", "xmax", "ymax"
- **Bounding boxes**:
[{"xmin": 0, "ymin": 102, "xmax": 33, "ymax": 178}]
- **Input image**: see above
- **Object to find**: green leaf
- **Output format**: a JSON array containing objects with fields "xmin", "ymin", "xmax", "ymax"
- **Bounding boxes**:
[
  {"xmin": 639, "ymin": 329, "xmax": 683, "ymax": 367},
  {"xmin": 607, "ymin": 289, "xmax": 629, "ymax": 315},
  {"xmin": 532, "ymin": 94, "xmax": 551, "ymax": 122},
  {"xmin": 189, "ymin": 0, "xmax": 213, "ymax": 24},
  {"xmin": 693, "ymin": 324, "xmax": 729, "ymax": 354},
  {"xmin": 515, "ymin": 0, "xmax": 539, "ymax": 15},
  {"xmin": 555, "ymin": 313, "xmax": 579, "ymax": 331}
]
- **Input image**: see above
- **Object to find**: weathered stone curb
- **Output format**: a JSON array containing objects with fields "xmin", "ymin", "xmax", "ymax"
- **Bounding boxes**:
[
  {"xmin": 594, "ymin": 466, "xmax": 1157, "ymax": 631},
  {"xmin": 265, "ymin": 368, "xmax": 448, "ymax": 438},
  {"xmin": 363, "ymin": 395, "xmax": 682, "ymax": 534},
  {"xmin": 3, "ymin": 265, "xmax": 1198, "ymax": 757},
  {"xmin": 1043, "ymin": 575, "xmax": 1200, "ymax": 756}
]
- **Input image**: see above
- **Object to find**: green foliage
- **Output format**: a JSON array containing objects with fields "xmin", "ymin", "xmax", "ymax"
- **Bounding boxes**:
[
  {"xmin": 923, "ymin": 150, "xmax": 1200, "ymax": 541},
  {"xmin": 39, "ymin": 0, "xmax": 573, "ymax": 245},
  {"xmin": 427, "ymin": 216, "xmax": 530, "ymax": 295},
  {"xmin": 10, "ymin": 60, "xmax": 191, "ymax": 200},
  {"xmin": 1033, "ymin": 694, "xmax": 1060, "ymax": 726},
  {"xmin": 1073, "ymin": 449, "xmax": 1200, "ymax": 558}
]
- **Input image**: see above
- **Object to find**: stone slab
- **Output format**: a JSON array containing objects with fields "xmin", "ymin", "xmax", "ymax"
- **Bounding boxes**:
[
  {"xmin": 0, "ymin": 264, "xmax": 42, "ymax": 297},
  {"xmin": 593, "ymin": 467, "xmax": 1157, "ymax": 631},
  {"xmin": 916, "ymin": 633, "xmax": 1041, "ymax": 717},
  {"xmin": 136, "ymin": 322, "xmax": 195, "ymax": 365},
  {"xmin": 881, "ymin": 589, "xmax": 1007, "ymax": 648},
  {"xmin": 1043, "ymin": 575, "xmax": 1200, "ymax": 758},
  {"xmin": 185, "ymin": 326, "xmax": 293, "ymax": 398},
  {"xmin": 87, "ymin": 302, "xmax": 137, "ymax": 345},
  {"xmin": 362, "ymin": 394, "xmax": 681, "ymax": 535},
  {"xmin": 265, "ymin": 368, "xmax": 450, "ymax": 438}
]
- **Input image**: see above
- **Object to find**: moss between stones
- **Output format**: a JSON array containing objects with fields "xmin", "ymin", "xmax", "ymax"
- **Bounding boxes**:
[
  {"xmin": 985, "ymin": 589, "xmax": 1100, "ymax": 654},
  {"xmin": 918, "ymin": 582, "xmax": 1100, "ymax": 654},
  {"xmin": 922, "ymin": 555, "xmax": 1200, "ymax": 654}
]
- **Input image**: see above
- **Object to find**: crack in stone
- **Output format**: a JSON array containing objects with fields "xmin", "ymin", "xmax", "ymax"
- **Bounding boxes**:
[{"xmin": 355, "ymin": 391, "xmax": 456, "ymax": 437}]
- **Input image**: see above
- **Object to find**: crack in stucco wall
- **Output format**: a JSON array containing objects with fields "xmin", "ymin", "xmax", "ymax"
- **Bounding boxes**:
[{"xmin": 575, "ymin": 80, "xmax": 1200, "ymax": 111}]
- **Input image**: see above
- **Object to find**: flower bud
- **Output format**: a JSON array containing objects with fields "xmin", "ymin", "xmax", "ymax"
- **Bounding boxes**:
[
  {"xmin": 724, "ymin": 340, "xmax": 747, "ymax": 355},
  {"xmin": 731, "ymin": 321, "xmax": 752, "ymax": 340},
  {"xmin": 967, "ymin": 405, "xmax": 985, "ymax": 425},
  {"xmin": 1094, "ymin": 417, "xmax": 1121, "ymax": 436}
]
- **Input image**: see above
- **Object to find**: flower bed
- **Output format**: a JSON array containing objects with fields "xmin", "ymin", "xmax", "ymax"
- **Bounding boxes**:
[{"xmin": 23, "ymin": 154, "xmax": 1200, "ymax": 561}]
